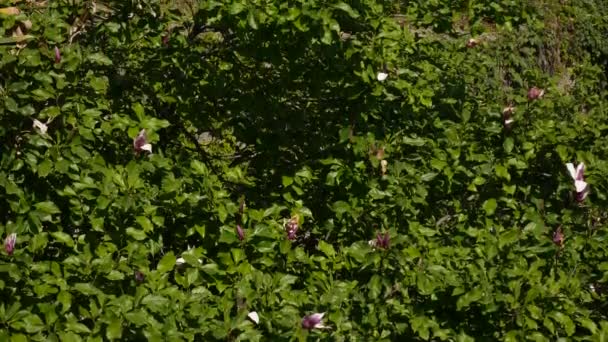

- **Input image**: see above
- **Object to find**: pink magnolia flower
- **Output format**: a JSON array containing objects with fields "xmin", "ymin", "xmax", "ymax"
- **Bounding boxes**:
[
  {"xmin": 466, "ymin": 38, "xmax": 478, "ymax": 48},
  {"xmin": 133, "ymin": 129, "xmax": 152, "ymax": 153},
  {"xmin": 4, "ymin": 233, "xmax": 16, "ymax": 256},
  {"xmin": 54, "ymin": 46, "xmax": 61, "ymax": 64},
  {"xmin": 566, "ymin": 162, "xmax": 589, "ymax": 201},
  {"xmin": 302, "ymin": 312, "xmax": 327, "ymax": 330},
  {"xmin": 527, "ymin": 87, "xmax": 544, "ymax": 101},
  {"xmin": 552, "ymin": 227, "xmax": 564, "ymax": 247},
  {"xmin": 369, "ymin": 232, "xmax": 390, "ymax": 249},
  {"xmin": 285, "ymin": 215, "xmax": 299, "ymax": 240},
  {"xmin": 502, "ymin": 105, "xmax": 515, "ymax": 129}
]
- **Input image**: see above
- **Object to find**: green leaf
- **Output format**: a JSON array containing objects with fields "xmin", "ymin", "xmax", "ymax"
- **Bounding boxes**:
[
  {"xmin": 156, "ymin": 252, "xmax": 176, "ymax": 274},
  {"xmin": 503, "ymin": 137, "xmax": 514, "ymax": 153},
  {"xmin": 483, "ymin": 199, "xmax": 497, "ymax": 216},
  {"xmin": 141, "ymin": 295, "xmax": 170, "ymax": 313},
  {"xmin": 333, "ymin": 2, "xmax": 359, "ymax": 18},
  {"xmin": 51, "ymin": 232, "xmax": 74, "ymax": 247},
  {"xmin": 126, "ymin": 228, "xmax": 147, "ymax": 241},
  {"xmin": 34, "ymin": 201, "xmax": 61, "ymax": 214},
  {"xmin": 66, "ymin": 321, "xmax": 91, "ymax": 333},
  {"xmin": 88, "ymin": 52, "xmax": 113, "ymax": 65},
  {"xmin": 318, "ymin": 241, "xmax": 336, "ymax": 258},
  {"xmin": 106, "ymin": 270, "xmax": 125, "ymax": 281},
  {"xmin": 106, "ymin": 319, "xmax": 123, "ymax": 340}
]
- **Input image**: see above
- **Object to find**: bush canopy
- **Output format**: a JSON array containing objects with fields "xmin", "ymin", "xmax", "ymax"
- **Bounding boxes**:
[{"xmin": 1, "ymin": 0, "xmax": 608, "ymax": 340}]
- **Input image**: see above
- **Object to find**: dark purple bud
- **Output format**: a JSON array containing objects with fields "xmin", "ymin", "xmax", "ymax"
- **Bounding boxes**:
[
  {"xmin": 54, "ymin": 46, "xmax": 61, "ymax": 64},
  {"xmin": 376, "ymin": 232, "xmax": 390, "ymax": 249},
  {"xmin": 236, "ymin": 224, "xmax": 245, "ymax": 241},
  {"xmin": 4, "ymin": 233, "xmax": 16, "ymax": 256},
  {"xmin": 134, "ymin": 270, "xmax": 145, "ymax": 283},
  {"xmin": 161, "ymin": 34, "xmax": 170, "ymax": 46}
]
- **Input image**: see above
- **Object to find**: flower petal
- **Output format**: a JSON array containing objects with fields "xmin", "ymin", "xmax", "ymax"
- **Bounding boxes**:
[
  {"xmin": 247, "ymin": 311, "xmax": 259, "ymax": 324},
  {"xmin": 575, "ymin": 180, "xmax": 588, "ymax": 193},
  {"xmin": 566, "ymin": 163, "xmax": 577, "ymax": 180},
  {"xmin": 575, "ymin": 162, "xmax": 585, "ymax": 180},
  {"xmin": 376, "ymin": 72, "xmax": 388, "ymax": 81},
  {"xmin": 33, "ymin": 119, "xmax": 48, "ymax": 134}
]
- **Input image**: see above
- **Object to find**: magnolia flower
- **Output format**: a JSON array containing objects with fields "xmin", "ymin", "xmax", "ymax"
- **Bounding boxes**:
[
  {"xmin": 54, "ymin": 46, "xmax": 61, "ymax": 64},
  {"xmin": 566, "ymin": 162, "xmax": 589, "ymax": 201},
  {"xmin": 247, "ymin": 311, "xmax": 259, "ymax": 324},
  {"xmin": 376, "ymin": 72, "xmax": 388, "ymax": 82},
  {"xmin": 285, "ymin": 215, "xmax": 299, "ymax": 240},
  {"xmin": 380, "ymin": 159, "xmax": 388, "ymax": 175},
  {"xmin": 133, "ymin": 129, "xmax": 152, "ymax": 153},
  {"xmin": 552, "ymin": 227, "xmax": 564, "ymax": 247},
  {"xmin": 369, "ymin": 232, "xmax": 390, "ymax": 249},
  {"xmin": 4, "ymin": 233, "xmax": 16, "ymax": 256},
  {"xmin": 527, "ymin": 87, "xmax": 545, "ymax": 101},
  {"xmin": 33, "ymin": 119, "xmax": 48, "ymax": 134},
  {"xmin": 502, "ymin": 105, "xmax": 515, "ymax": 129},
  {"xmin": 466, "ymin": 38, "xmax": 478, "ymax": 48},
  {"xmin": 236, "ymin": 224, "xmax": 245, "ymax": 241},
  {"xmin": 302, "ymin": 312, "xmax": 327, "ymax": 330}
]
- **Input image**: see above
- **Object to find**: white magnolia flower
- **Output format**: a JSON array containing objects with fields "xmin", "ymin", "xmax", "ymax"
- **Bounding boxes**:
[
  {"xmin": 33, "ymin": 119, "xmax": 48, "ymax": 134},
  {"xmin": 247, "ymin": 311, "xmax": 259, "ymax": 324},
  {"xmin": 376, "ymin": 72, "xmax": 388, "ymax": 82}
]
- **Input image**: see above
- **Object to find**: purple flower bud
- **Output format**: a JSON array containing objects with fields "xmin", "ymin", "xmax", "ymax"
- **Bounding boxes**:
[
  {"xmin": 4, "ymin": 233, "xmax": 16, "ymax": 256},
  {"xmin": 376, "ymin": 232, "xmax": 390, "ymax": 249},
  {"xmin": 54, "ymin": 46, "xmax": 61, "ymax": 64},
  {"xmin": 161, "ymin": 34, "xmax": 170, "ymax": 46},
  {"xmin": 236, "ymin": 224, "xmax": 245, "ymax": 241},
  {"xmin": 302, "ymin": 312, "xmax": 326, "ymax": 330},
  {"xmin": 134, "ymin": 270, "xmax": 145, "ymax": 283}
]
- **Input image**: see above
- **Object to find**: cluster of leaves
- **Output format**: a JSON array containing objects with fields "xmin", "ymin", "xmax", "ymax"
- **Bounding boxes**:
[{"xmin": 1, "ymin": 0, "xmax": 608, "ymax": 340}]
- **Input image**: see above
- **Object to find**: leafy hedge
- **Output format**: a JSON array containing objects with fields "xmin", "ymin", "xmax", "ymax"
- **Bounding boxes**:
[{"xmin": 1, "ymin": 0, "xmax": 608, "ymax": 340}]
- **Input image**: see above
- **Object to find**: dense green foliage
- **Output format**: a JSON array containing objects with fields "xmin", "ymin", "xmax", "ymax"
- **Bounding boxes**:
[{"xmin": 2, "ymin": 0, "xmax": 608, "ymax": 340}]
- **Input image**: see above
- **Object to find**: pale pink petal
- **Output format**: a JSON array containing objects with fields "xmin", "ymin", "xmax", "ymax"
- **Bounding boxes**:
[
  {"xmin": 575, "ymin": 163, "xmax": 585, "ymax": 180},
  {"xmin": 575, "ymin": 180, "xmax": 588, "ymax": 193}
]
